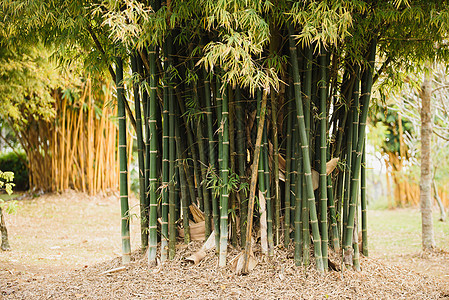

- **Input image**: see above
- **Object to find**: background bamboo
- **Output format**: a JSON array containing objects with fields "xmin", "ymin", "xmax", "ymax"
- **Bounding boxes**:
[{"xmin": 18, "ymin": 79, "xmax": 119, "ymax": 195}]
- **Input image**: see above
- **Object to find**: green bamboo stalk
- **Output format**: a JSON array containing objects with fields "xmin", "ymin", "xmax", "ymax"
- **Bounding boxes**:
[
  {"xmin": 168, "ymin": 88, "xmax": 176, "ymax": 260},
  {"xmin": 319, "ymin": 48, "xmax": 329, "ymax": 271},
  {"xmin": 361, "ymin": 140, "xmax": 368, "ymax": 256},
  {"xmin": 301, "ymin": 159, "xmax": 310, "ymax": 266},
  {"xmin": 219, "ymin": 81, "xmax": 230, "ymax": 267},
  {"xmin": 175, "ymin": 121, "xmax": 191, "ymax": 244},
  {"xmin": 188, "ymin": 62, "xmax": 205, "ymax": 211},
  {"xmin": 216, "ymin": 77, "xmax": 223, "ymax": 170},
  {"xmin": 271, "ymin": 92, "xmax": 281, "ymax": 246},
  {"xmin": 335, "ymin": 172, "xmax": 344, "ymax": 244},
  {"xmin": 290, "ymin": 120, "xmax": 297, "ymax": 227},
  {"xmin": 304, "ymin": 45, "xmax": 313, "ymax": 142},
  {"xmin": 344, "ymin": 38, "xmax": 377, "ymax": 266},
  {"xmin": 342, "ymin": 103, "xmax": 354, "ymax": 245},
  {"xmin": 263, "ymin": 108, "xmax": 274, "ymax": 256},
  {"xmin": 142, "ymin": 76, "xmax": 151, "ymax": 221},
  {"xmin": 283, "ymin": 95, "xmax": 294, "ymax": 248},
  {"xmin": 302, "ymin": 47, "xmax": 312, "ymax": 266},
  {"xmin": 130, "ymin": 54, "xmax": 147, "ymax": 250},
  {"xmin": 294, "ymin": 138, "xmax": 303, "ymax": 266},
  {"xmin": 288, "ymin": 26, "xmax": 323, "ymax": 271},
  {"xmin": 235, "ymin": 86, "xmax": 247, "ymax": 248},
  {"xmin": 349, "ymin": 68, "xmax": 360, "ymax": 271},
  {"xmin": 161, "ymin": 96, "xmax": 170, "ymax": 262},
  {"xmin": 160, "ymin": 55, "xmax": 170, "ymax": 262},
  {"xmin": 166, "ymin": 35, "xmax": 177, "ymax": 260},
  {"xmin": 176, "ymin": 93, "xmax": 200, "ymax": 209},
  {"xmin": 228, "ymin": 88, "xmax": 237, "ymax": 247},
  {"xmin": 197, "ymin": 68, "xmax": 211, "ymax": 238},
  {"xmin": 334, "ymin": 107, "xmax": 348, "ymax": 159},
  {"xmin": 351, "ymin": 67, "xmax": 361, "ymax": 175},
  {"xmin": 204, "ymin": 70, "xmax": 220, "ymax": 252},
  {"xmin": 147, "ymin": 46, "xmax": 159, "ymax": 262},
  {"xmin": 327, "ymin": 176, "xmax": 340, "ymax": 250},
  {"xmin": 352, "ymin": 193, "xmax": 361, "ymax": 271},
  {"xmin": 196, "ymin": 115, "xmax": 211, "ymax": 238},
  {"xmin": 115, "ymin": 56, "xmax": 131, "ymax": 264},
  {"xmin": 136, "ymin": 53, "xmax": 150, "ymax": 237}
]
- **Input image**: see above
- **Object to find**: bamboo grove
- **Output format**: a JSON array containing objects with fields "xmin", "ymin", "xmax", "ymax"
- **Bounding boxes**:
[
  {"xmin": 109, "ymin": 2, "xmax": 367, "ymax": 271},
  {"xmin": 4, "ymin": 0, "xmax": 449, "ymax": 272}
]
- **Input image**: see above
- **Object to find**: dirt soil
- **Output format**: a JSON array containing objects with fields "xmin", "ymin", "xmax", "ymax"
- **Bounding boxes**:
[{"xmin": 1, "ymin": 191, "xmax": 448, "ymax": 299}]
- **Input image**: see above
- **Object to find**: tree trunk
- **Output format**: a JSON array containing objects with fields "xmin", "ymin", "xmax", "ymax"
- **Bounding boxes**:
[
  {"xmin": 0, "ymin": 207, "xmax": 10, "ymax": 251},
  {"xmin": 420, "ymin": 66, "xmax": 436, "ymax": 250}
]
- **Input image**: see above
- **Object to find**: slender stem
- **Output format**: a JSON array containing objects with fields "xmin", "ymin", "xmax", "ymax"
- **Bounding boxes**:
[
  {"xmin": 175, "ymin": 122, "xmax": 191, "ymax": 244},
  {"xmin": 219, "ymin": 81, "xmax": 230, "ymax": 267},
  {"xmin": 204, "ymin": 71, "xmax": 220, "ymax": 252},
  {"xmin": 130, "ymin": 55, "xmax": 148, "ymax": 250},
  {"xmin": 235, "ymin": 86, "xmax": 247, "ymax": 248},
  {"xmin": 294, "ymin": 137, "xmax": 303, "ymax": 265},
  {"xmin": 115, "ymin": 56, "xmax": 131, "ymax": 264},
  {"xmin": 271, "ymin": 92, "xmax": 281, "ymax": 246},
  {"xmin": 147, "ymin": 47, "xmax": 159, "ymax": 262},
  {"xmin": 160, "ymin": 48, "xmax": 170, "ymax": 263},
  {"xmin": 361, "ymin": 141, "xmax": 368, "ymax": 256},
  {"xmin": 319, "ymin": 47, "xmax": 329, "ymax": 271},
  {"xmin": 284, "ymin": 94, "xmax": 294, "ymax": 248}
]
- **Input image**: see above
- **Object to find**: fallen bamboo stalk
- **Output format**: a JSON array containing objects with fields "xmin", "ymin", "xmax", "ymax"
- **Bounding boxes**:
[{"xmin": 100, "ymin": 266, "xmax": 127, "ymax": 275}]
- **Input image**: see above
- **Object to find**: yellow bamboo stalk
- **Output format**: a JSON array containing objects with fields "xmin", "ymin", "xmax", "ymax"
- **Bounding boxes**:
[
  {"xmin": 95, "ymin": 100, "xmax": 107, "ymax": 193},
  {"xmin": 60, "ymin": 96, "xmax": 67, "ymax": 192},
  {"xmin": 66, "ymin": 104, "xmax": 74, "ymax": 190},
  {"xmin": 73, "ymin": 87, "xmax": 88, "ymax": 191},
  {"xmin": 87, "ymin": 80, "xmax": 95, "ymax": 194}
]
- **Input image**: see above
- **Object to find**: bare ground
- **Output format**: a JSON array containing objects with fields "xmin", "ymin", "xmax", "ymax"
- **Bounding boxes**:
[{"xmin": 0, "ymin": 191, "xmax": 448, "ymax": 299}]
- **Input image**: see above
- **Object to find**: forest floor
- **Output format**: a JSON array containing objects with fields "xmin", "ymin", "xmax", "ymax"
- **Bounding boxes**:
[{"xmin": 0, "ymin": 191, "xmax": 448, "ymax": 299}]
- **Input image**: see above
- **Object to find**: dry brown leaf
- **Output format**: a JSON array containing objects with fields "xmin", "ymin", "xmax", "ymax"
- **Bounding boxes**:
[
  {"xmin": 185, "ymin": 230, "xmax": 216, "ymax": 265},
  {"xmin": 189, "ymin": 204, "xmax": 205, "ymax": 223},
  {"xmin": 326, "ymin": 157, "xmax": 339, "ymax": 175},
  {"xmin": 178, "ymin": 221, "xmax": 205, "ymax": 241}
]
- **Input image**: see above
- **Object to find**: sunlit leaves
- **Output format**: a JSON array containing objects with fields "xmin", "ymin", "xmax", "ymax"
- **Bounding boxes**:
[
  {"xmin": 101, "ymin": 0, "xmax": 152, "ymax": 48},
  {"xmin": 0, "ymin": 171, "xmax": 14, "ymax": 195},
  {"xmin": 289, "ymin": 0, "xmax": 365, "ymax": 48},
  {"xmin": 200, "ymin": 30, "xmax": 278, "ymax": 94},
  {"xmin": 0, "ymin": 45, "xmax": 60, "ymax": 127}
]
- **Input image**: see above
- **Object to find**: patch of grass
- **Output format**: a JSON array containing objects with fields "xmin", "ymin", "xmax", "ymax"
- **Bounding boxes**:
[
  {"xmin": 0, "ymin": 192, "xmax": 22, "ymax": 201},
  {"xmin": 368, "ymin": 208, "xmax": 449, "ymax": 258}
]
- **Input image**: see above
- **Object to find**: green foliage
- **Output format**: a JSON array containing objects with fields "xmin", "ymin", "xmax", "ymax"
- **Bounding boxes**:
[
  {"xmin": 0, "ymin": 152, "xmax": 28, "ymax": 190},
  {"xmin": 206, "ymin": 167, "xmax": 248, "ymax": 199},
  {"xmin": 289, "ymin": 0, "xmax": 364, "ymax": 48},
  {"xmin": 0, "ymin": 170, "xmax": 14, "ymax": 195},
  {"xmin": 0, "ymin": 199, "xmax": 18, "ymax": 215},
  {"xmin": 0, "ymin": 44, "xmax": 58, "ymax": 126}
]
